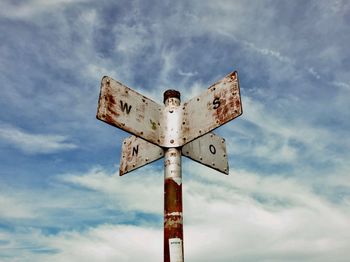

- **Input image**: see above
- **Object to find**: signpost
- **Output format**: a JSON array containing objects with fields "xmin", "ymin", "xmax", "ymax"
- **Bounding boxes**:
[{"xmin": 96, "ymin": 71, "xmax": 242, "ymax": 262}]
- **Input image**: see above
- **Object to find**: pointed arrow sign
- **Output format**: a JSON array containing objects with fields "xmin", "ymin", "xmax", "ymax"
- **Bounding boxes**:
[
  {"xmin": 182, "ymin": 132, "xmax": 229, "ymax": 175},
  {"xmin": 119, "ymin": 135, "xmax": 164, "ymax": 176},
  {"xmin": 97, "ymin": 76, "xmax": 162, "ymax": 146},
  {"xmin": 181, "ymin": 71, "xmax": 242, "ymax": 144}
]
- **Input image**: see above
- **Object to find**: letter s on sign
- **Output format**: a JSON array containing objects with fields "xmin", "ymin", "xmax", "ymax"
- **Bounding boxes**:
[{"xmin": 213, "ymin": 97, "xmax": 221, "ymax": 109}]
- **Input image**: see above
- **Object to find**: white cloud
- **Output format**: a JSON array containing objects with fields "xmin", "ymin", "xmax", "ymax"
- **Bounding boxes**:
[
  {"xmin": 178, "ymin": 69, "xmax": 198, "ymax": 77},
  {"xmin": 182, "ymin": 81, "xmax": 205, "ymax": 102},
  {"xmin": 0, "ymin": 0, "xmax": 91, "ymax": 19},
  {"xmin": 0, "ymin": 195, "xmax": 36, "ymax": 219},
  {"xmin": 59, "ymin": 167, "xmax": 163, "ymax": 214},
  {"xmin": 0, "ymin": 124, "xmax": 77, "ymax": 154},
  {"xmin": 226, "ymin": 96, "xmax": 328, "ymax": 164},
  {"xmin": 114, "ymin": 24, "xmax": 150, "ymax": 55},
  {"xmin": 0, "ymin": 225, "xmax": 162, "ymax": 262},
  {"xmin": 307, "ymin": 67, "xmax": 321, "ymax": 79},
  {"xmin": 1, "ymin": 166, "xmax": 350, "ymax": 261},
  {"xmin": 183, "ymin": 164, "xmax": 350, "ymax": 261},
  {"xmin": 41, "ymin": 225, "xmax": 162, "ymax": 262}
]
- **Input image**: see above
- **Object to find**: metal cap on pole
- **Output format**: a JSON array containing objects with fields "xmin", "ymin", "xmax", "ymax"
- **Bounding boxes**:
[{"xmin": 163, "ymin": 89, "xmax": 181, "ymax": 104}]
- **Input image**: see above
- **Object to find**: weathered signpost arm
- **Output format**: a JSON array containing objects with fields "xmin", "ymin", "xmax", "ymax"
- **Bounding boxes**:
[{"xmin": 163, "ymin": 90, "xmax": 184, "ymax": 262}]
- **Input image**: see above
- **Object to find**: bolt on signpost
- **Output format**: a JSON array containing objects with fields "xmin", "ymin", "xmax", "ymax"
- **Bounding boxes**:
[{"xmin": 96, "ymin": 71, "xmax": 242, "ymax": 262}]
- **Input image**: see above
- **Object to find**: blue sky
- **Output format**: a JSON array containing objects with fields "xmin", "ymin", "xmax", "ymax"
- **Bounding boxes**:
[{"xmin": 0, "ymin": 0, "xmax": 350, "ymax": 261}]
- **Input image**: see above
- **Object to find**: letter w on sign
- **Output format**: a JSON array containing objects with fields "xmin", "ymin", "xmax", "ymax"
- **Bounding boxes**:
[{"xmin": 96, "ymin": 76, "xmax": 162, "ymax": 146}]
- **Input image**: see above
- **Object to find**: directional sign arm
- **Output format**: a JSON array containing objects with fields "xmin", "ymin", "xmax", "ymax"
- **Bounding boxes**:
[
  {"xmin": 120, "ymin": 135, "xmax": 164, "ymax": 176},
  {"xmin": 181, "ymin": 71, "xmax": 242, "ymax": 144},
  {"xmin": 182, "ymin": 132, "xmax": 229, "ymax": 174},
  {"xmin": 97, "ymin": 76, "xmax": 163, "ymax": 146}
]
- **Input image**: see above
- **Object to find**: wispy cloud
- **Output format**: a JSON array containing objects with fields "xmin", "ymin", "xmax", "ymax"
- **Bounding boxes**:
[
  {"xmin": 0, "ymin": 124, "xmax": 77, "ymax": 154},
  {"xmin": 228, "ymin": 96, "xmax": 332, "ymax": 165},
  {"xmin": 242, "ymin": 40, "xmax": 294, "ymax": 64},
  {"xmin": 178, "ymin": 69, "xmax": 198, "ymax": 77},
  {"xmin": 0, "ymin": 195, "xmax": 36, "ymax": 219},
  {"xmin": 0, "ymin": 224, "xmax": 162, "ymax": 262},
  {"xmin": 0, "ymin": 0, "xmax": 91, "ymax": 19},
  {"xmin": 332, "ymin": 81, "xmax": 350, "ymax": 90},
  {"xmin": 59, "ymin": 167, "xmax": 163, "ymax": 214}
]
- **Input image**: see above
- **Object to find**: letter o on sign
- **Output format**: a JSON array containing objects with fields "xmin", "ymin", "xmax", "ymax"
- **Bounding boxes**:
[{"xmin": 209, "ymin": 144, "xmax": 216, "ymax": 155}]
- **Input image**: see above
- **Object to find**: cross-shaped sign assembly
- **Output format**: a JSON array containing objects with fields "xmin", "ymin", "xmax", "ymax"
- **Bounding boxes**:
[{"xmin": 96, "ymin": 71, "xmax": 242, "ymax": 262}]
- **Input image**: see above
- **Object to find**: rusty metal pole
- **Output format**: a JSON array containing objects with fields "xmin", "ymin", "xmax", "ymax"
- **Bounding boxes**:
[{"xmin": 163, "ymin": 90, "xmax": 184, "ymax": 262}]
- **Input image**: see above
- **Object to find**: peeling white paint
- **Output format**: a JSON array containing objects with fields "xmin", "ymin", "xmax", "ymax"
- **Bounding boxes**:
[
  {"xmin": 167, "ymin": 212, "xmax": 182, "ymax": 216},
  {"xmin": 173, "ymin": 177, "xmax": 182, "ymax": 186}
]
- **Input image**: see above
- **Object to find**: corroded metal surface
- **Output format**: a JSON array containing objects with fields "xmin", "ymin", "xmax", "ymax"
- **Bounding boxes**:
[
  {"xmin": 182, "ymin": 132, "xmax": 229, "ymax": 175},
  {"xmin": 120, "ymin": 135, "xmax": 164, "ymax": 176},
  {"xmin": 164, "ymin": 148, "xmax": 183, "ymax": 262},
  {"xmin": 164, "ymin": 90, "xmax": 181, "ymax": 104},
  {"xmin": 96, "ymin": 71, "xmax": 242, "ymax": 148},
  {"xmin": 97, "ymin": 76, "xmax": 162, "ymax": 146},
  {"xmin": 181, "ymin": 71, "xmax": 242, "ymax": 145}
]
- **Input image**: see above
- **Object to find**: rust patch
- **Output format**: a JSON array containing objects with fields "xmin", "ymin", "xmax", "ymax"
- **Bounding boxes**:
[
  {"xmin": 230, "ymin": 71, "xmax": 237, "ymax": 80},
  {"xmin": 104, "ymin": 113, "xmax": 115, "ymax": 126},
  {"xmin": 164, "ymin": 178, "xmax": 182, "ymax": 214},
  {"xmin": 106, "ymin": 93, "xmax": 116, "ymax": 105},
  {"xmin": 164, "ymin": 159, "xmax": 171, "ymax": 167},
  {"xmin": 210, "ymin": 73, "xmax": 242, "ymax": 126},
  {"xmin": 106, "ymin": 101, "xmax": 119, "ymax": 118},
  {"xmin": 164, "ymin": 213, "xmax": 183, "ymax": 229},
  {"xmin": 235, "ymin": 100, "xmax": 241, "ymax": 108},
  {"xmin": 164, "ymin": 178, "xmax": 183, "ymax": 262}
]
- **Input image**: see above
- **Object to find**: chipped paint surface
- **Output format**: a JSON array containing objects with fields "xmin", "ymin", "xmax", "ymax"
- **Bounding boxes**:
[
  {"xmin": 96, "ymin": 76, "xmax": 162, "ymax": 146},
  {"xmin": 119, "ymin": 135, "xmax": 164, "ymax": 176},
  {"xmin": 181, "ymin": 71, "xmax": 242, "ymax": 144},
  {"xmin": 164, "ymin": 166, "xmax": 183, "ymax": 262},
  {"xmin": 164, "ymin": 177, "xmax": 183, "ymax": 214},
  {"xmin": 167, "ymin": 212, "xmax": 183, "ymax": 216},
  {"xmin": 172, "ymin": 177, "xmax": 182, "ymax": 186},
  {"xmin": 164, "ymin": 148, "xmax": 181, "ymax": 180},
  {"xmin": 182, "ymin": 132, "xmax": 229, "ymax": 175},
  {"xmin": 96, "ymin": 71, "xmax": 242, "ymax": 148},
  {"xmin": 165, "ymin": 213, "xmax": 183, "ymax": 229}
]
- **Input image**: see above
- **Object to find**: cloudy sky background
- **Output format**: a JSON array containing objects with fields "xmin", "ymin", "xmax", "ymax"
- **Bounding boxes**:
[{"xmin": 1, "ymin": 0, "xmax": 350, "ymax": 261}]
